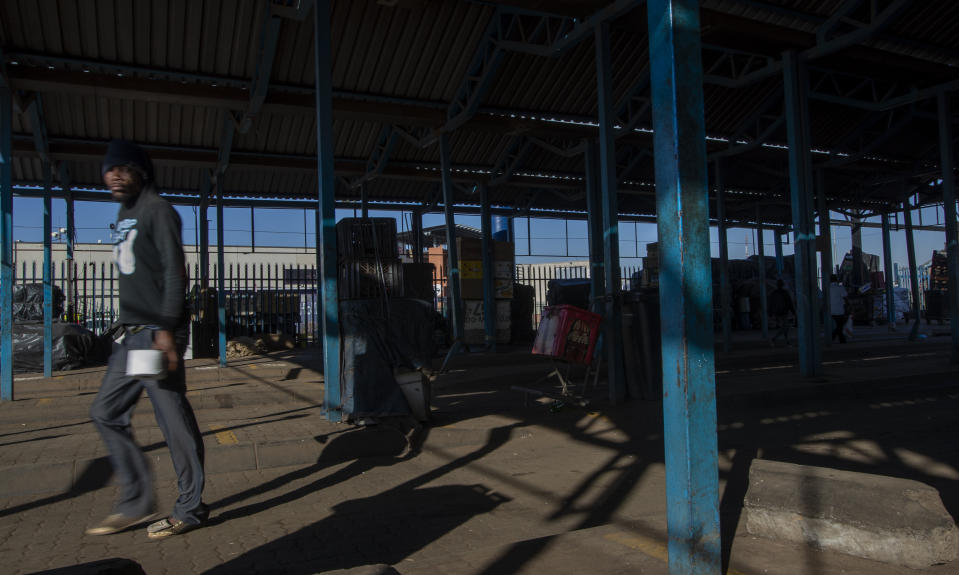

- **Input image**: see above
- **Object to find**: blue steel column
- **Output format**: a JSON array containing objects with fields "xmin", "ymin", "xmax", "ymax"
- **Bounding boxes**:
[
  {"xmin": 480, "ymin": 184, "xmax": 496, "ymax": 349},
  {"xmin": 199, "ymin": 176, "xmax": 210, "ymax": 292},
  {"xmin": 42, "ymin": 162, "xmax": 53, "ymax": 377},
  {"xmin": 439, "ymin": 134, "xmax": 464, "ymax": 342},
  {"xmin": 412, "ymin": 207, "xmax": 424, "ymax": 263},
  {"xmin": 647, "ymin": 2, "xmax": 721, "ymax": 573},
  {"xmin": 774, "ymin": 232, "xmax": 784, "ymax": 276},
  {"xmin": 66, "ymin": 188, "xmax": 75, "ymax": 322},
  {"xmin": 937, "ymin": 92, "xmax": 959, "ymax": 360},
  {"xmin": 903, "ymin": 200, "xmax": 921, "ymax": 341},
  {"xmin": 817, "ymin": 169, "xmax": 833, "ymax": 347},
  {"xmin": 881, "ymin": 214, "xmax": 896, "ymax": 328},
  {"xmin": 0, "ymin": 84, "xmax": 12, "ymax": 400},
  {"xmin": 595, "ymin": 21, "xmax": 627, "ymax": 403},
  {"xmin": 215, "ymin": 178, "xmax": 227, "ymax": 367},
  {"xmin": 756, "ymin": 213, "xmax": 768, "ymax": 338},
  {"xmin": 783, "ymin": 51, "xmax": 822, "ymax": 376},
  {"xmin": 715, "ymin": 160, "xmax": 731, "ymax": 353},
  {"xmin": 315, "ymin": 0, "xmax": 342, "ymax": 420},
  {"xmin": 585, "ymin": 141, "xmax": 607, "ymax": 315}
]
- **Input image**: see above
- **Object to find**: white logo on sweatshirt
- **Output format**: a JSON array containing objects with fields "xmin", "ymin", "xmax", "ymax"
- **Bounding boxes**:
[{"xmin": 112, "ymin": 218, "xmax": 138, "ymax": 275}]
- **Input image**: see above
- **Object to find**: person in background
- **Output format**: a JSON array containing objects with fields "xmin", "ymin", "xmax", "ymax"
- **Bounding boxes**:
[
  {"xmin": 768, "ymin": 279, "xmax": 795, "ymax": 346},
  {"xmin": 86, "ymin": 139, "xmax": 208, "ymax": 539},
  {"xmin": 829, "ymin": 274, "xmax": 850, "ymax": 344}
]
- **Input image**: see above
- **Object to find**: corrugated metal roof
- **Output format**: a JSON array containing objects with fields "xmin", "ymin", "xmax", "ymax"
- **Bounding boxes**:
[{"xmin": 3, "ymin": 0, "xmax": 958, "ymax": 220}]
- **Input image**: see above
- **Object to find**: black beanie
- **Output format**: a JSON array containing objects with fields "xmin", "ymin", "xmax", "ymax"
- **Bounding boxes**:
[{"xmin": 102, "ymin": 139, "xmax": 155, "ymax": 182}]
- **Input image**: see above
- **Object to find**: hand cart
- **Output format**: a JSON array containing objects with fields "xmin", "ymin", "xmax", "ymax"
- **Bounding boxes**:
[{"xmin": 513, "ymin": 305, "xmax": 603, "ymax": 408}]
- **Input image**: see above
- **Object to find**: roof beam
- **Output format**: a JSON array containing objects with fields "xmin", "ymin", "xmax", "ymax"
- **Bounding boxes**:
[
  {"xmin": 818, "ymin": 107, "xmax": 916, "ymax": 168},
  {"xmin": 215, "ymin": 111, "xmax": 236, "ymax": 181},
  {"xmin": 442, "ymin": 0, "xmax": 643, "ymax": 139},
  {"xmin": 9, "ymin": 136, "xmax": 590, "ymax": 190},
  {"xmin": 527, "ymin": 136, "xmax": 585, "ymax": 157},
  {"xmin": 238, "ymin": 9, "xmax": 282, "ymax": 134},
  {"xmin": 350, "ymin": 125, "xmax": 398, "ymax": 189},
  {"xmin": 3, "ymin": 65, "xmax": 443, "ymax": 125},
  {"xmin": 708, "ymin": 91, "xmax": 784, "ymax": 160},
  {"xmin": 702, "ymin": 3, "xmax": 959, "ymax": 74},
  {"xmin": 488, "ymin": 135, "xmax": 533, "ymax": 187},
  {"xmin": 26, "ymin": 94, "xmax": 50, "ymax": 165},
  {"xmin": 806, "ymin": 0, "xmax": 911, "ymax": 60},
  {"xmin": 703, "ymin": 0, "xmax": 919, "ymax": 89}
]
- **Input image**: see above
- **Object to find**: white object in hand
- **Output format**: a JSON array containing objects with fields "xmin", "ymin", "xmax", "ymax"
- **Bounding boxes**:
[{"xmin": 126, "ymin": 349, "xmax": 167, "ymax": 379}]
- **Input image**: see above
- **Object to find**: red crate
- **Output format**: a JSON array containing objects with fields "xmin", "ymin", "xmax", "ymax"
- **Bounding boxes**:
[{"xmin": 531, "ymin": 305, "xmax": 602, "ymax": 365}]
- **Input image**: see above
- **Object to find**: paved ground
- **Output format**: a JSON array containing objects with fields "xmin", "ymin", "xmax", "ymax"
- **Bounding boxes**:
[{"xmin": 1, "ymin": 323, "xmax": 958, "ymax": 574}]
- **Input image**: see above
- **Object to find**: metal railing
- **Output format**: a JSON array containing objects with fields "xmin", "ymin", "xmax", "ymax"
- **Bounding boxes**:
[{"xmin": 12, "ymin": 260, "xmax": 645, "ymax": 344}]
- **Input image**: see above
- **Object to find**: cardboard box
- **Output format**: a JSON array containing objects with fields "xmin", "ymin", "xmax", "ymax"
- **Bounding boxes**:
[
  {"xmin": 460, "ymin": 278, "xmax": 512, "ymax": 299},
  {"xmin": 461, "ymin": 259, "xmax": 483, "ymax": 279},
  {"xmin": 495, "ymin": 279, "xmax": 513, "ymax": 299},
  {"xmin": 493, "ymin": 240, "xmax": 514, "ymax": 261},
  {"xmin": 460, "ymin": 278, "xmax": 484, "ymax": 300},
  {"xmin": 464, "ymin": 299, "xmax": 511, "ymax": 345},
  {"xmin": 493, "ymin": 260, "xmax": 512, "ymax": 279},
  {"xmin": 456, "ymin": 237, "xmax": 483, "ymax": 259},
  {"xmin": 464, "ymin": 300, "xmax": 511, "ymax": 330}
]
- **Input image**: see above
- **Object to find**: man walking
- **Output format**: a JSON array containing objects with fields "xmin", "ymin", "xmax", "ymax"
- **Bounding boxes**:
[
  {"xmin": 86, "ymin": 140, "xmax": 208, "ymax": 539},
  {"xmin": 768, "ymin": 279, "xmax": 795, "ymax": 346}
]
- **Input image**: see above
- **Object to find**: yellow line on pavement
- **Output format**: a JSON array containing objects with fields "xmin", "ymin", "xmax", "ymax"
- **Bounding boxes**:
[
  {"xmin": 36, "ymin": 398, "xmax": 53, "ymax": 405},
  {"xmin": 604, "ymin": 532, "xmax": 749, "ymax": 575},
  {"xmin": 208, "ymin": 424, "xmax": 238, "ymax": 445},
  {"xmin": 604, "ymin": 531, "xmax": 668, "ymax": 562}
]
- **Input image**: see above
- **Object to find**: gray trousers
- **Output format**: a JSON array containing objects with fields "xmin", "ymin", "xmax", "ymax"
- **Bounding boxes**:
[{"xmin": 90, "ymin": 327, "xmax": 208, "ymax": 524}]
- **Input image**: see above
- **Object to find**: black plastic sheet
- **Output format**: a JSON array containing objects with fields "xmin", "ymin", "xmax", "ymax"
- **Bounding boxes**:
[
  {"xmin": 12, "ymin": 283, "xmax": 64, "ymax": 321},
  {"xmin": 339, "ymin": 299, "xmax": 435, "ymax": 418},
  {"xmin": 12, "ymin": 321, "xmax": 113, "ymax": 374}
]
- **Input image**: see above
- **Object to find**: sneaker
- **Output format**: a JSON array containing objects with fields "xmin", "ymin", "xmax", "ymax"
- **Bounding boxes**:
[
  {"xmin": 86, "ymin": 512, "xmax": 158, "ymax": 536},
  {"xmin": 146, "ymin": 516, "xmax": 203, "ymax": 539}
]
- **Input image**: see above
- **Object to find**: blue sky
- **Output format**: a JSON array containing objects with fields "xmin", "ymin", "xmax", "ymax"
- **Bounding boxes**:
[{"xmin": 11, "ymin": 195, "xmax": 948, "ymax": 270}]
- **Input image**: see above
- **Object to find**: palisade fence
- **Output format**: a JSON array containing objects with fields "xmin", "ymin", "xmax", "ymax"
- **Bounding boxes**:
[{"xmin": 12, "ymin": 260, "xmax": 642, "ymax": 345}]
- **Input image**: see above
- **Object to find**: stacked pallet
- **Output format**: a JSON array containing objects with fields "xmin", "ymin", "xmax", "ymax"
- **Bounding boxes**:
[
  {"xmin": 457, "ymin": 237, "xmax": 514, "ymax": 345},
  {"xmin": 336, "ymin": 218, "xmax": 403, "ymax": 299}
]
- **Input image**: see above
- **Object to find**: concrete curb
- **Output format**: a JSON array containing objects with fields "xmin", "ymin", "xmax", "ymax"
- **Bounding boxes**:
[{"xmin": 744, "ymin": 459, "xmax": 959, "ymax": 569}]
